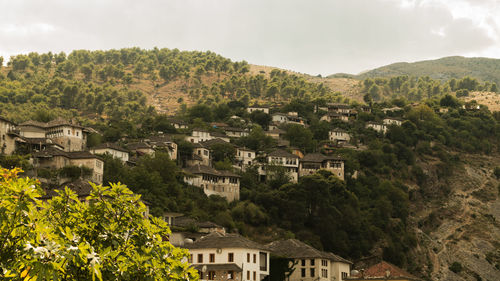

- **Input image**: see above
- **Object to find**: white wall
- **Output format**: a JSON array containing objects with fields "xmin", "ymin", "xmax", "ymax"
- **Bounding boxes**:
[{"xmin": 189, "ymin": 247, "xmax": 270, "ymax": 281}]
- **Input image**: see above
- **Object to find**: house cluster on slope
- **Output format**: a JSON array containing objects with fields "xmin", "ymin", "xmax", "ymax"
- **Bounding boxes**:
[
  {"xmin": 164, "ymin": 212, "xmax": 421, "ymax": 281},
  {"xmin": 0, "ymin": 102, "xmax": 410, "ymax": 202}
]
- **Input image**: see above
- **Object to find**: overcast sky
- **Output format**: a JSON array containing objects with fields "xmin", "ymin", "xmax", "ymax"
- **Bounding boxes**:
[{"xmin": 1, "ymin": 0, "xmax": 499, "ymax": 75}]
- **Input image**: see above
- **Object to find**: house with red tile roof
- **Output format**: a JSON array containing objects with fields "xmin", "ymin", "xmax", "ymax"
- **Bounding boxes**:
[{"xmin": 347, "ymin": 261, "xmax": 421, "ymax": 281}]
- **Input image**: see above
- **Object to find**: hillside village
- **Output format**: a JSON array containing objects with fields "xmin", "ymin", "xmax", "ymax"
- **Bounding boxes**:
[{"xmin": 2, "ymin": 97, "xmax": 490, "ymax": 281}]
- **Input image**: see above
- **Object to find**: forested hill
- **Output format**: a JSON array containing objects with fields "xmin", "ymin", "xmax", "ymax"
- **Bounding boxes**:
[
  {"xmin": 0, "ymin": 48, "xmax": 344, "ymax": 122},
  {"xmin": 329, "ymin": 56, "xmax": 500, "ymax": 85}
]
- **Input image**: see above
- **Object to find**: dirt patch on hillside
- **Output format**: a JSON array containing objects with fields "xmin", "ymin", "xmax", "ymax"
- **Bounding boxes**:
[{"xmin": 463, "ymin": 91, "xmax": 500, "ymax": 112}]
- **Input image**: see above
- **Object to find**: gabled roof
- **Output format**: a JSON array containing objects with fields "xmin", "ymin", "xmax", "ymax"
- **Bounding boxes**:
[
  {"xmin": 172, "ymin": 216, "xmax": 222, "ymax": 229},
  {"xmin": 350, "ymin": 261, "xmax": 420, "ymax": 280},
  {"xmin": 168, "ymin": 118, "xmax": 188, "ymax": 125},
  {"xmin": 268, "ymin": 149, "xmax": 299, "ymax": 158},
  {"xmin": 200, "ymin": 138, "xmax": 232, "ymax": 147},
  {"xmin": 210, "ymin": 131, "xmax": 228, "ymax": 138},
  {"xmin": 127, "ymin": 142, "xmax": 153, "ymax": 150},
  {"xmin": 184, "ymin": 165, "xmax": 240, "ymax": 178},
  {"xmin": 92, "ymin": 142, "xmax": 129, "ymax": 153},
  {"xmin": 185, "ymin": 232, "xmax": 267, "ymax": 251},
  {"xmin": 266, "ymin": 239, "xmax": 351, "ymax": 264},
  {"xmin": 331, "ymin": 127, "xmax": 347, "ymax": 133},
  {"xmin": 33, "ymin": 148, "xmax": 100, "ymax": 160},
  {"xmin": 19, "ymin": 118, "xmax": 86, "ymax": 129},
  {"xmin": 301, "ymin": 153, "xmax": 343, "ymax": 163},
  {"xmin": 41, "ymin": 180, "xmax": 93, "ymax": 200}
]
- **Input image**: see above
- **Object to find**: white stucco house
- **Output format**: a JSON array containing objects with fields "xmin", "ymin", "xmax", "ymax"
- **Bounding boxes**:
[
  {"xmin": 186, "ymin": 232, "xmax": 270, "ymax": 281},
  {"xmin": 267, "ymin": 239, "xmax": 352, "ymax": 281}
]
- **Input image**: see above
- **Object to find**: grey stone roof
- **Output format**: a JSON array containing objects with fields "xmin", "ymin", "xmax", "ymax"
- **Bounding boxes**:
[
  {"xmin": 33, "ymin": 148, "xmax": 100, "ymax": 160},
  {"xmin": 266, "ymin": 239, "xmax": 352, "ymax": 264},
  {"xmin": 185, "ymin": 232, "xmax": 267, "ymax": 251},
  {"xmin": 41, "ymin": 180, "xmax": 93, "ymax": 200},
  {"xmin": 268, "ymin": 149, "xmax": 299, "ymax": 158},
  {"xmin": 172, "ymin": 216, "xmax": 222, "ymax": 229},
  {"xmin": 200, "ymin": 138, "xmax": 232, "ymax": 147},
  {"xmin": 0, "ymin": 116, "xmax": 16, "ymax": 125},
  {"xmin": 301, "ymin": 153, "xmax": 343, "ymax": 163},
  {"xmin": 184, "ymin": 165, "xmax": 240, "ymax": 178},
  {"xmin": 92, "ymin": 142, "xmax": 129, "ymax": 153}
]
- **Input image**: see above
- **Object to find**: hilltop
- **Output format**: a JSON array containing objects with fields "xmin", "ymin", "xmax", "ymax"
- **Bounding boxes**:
[{"xmin": 330, "ymin": 56, "xmax": 500, "ymax": 85}]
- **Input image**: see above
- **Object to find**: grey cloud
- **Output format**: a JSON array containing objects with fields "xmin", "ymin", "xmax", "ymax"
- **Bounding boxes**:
[{"xmin": 0, "ymin": 0, "xmax": 497, "ymax": 75}]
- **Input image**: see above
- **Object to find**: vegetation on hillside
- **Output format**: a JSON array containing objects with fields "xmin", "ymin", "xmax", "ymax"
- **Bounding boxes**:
[{"xmin": 334, "ymin": 56, "xmax": 500, "ymax": 86}]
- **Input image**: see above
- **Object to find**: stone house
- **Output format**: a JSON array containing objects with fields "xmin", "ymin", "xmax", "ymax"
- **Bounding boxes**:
[
  {"xmin": 0, "ymin": 117, "xmax": 18, "ymax": 155},
  {"xmin": 263, "ymin": 149, "xmax": 300, "ymax": 182},
  {"xmin": 90, "ymin": 142, "xmax": 130, "ymax": 163},
  {"xmin": 145, "ymin": 135, "xmax": 178, "ymax": 160},
  {"xmin": 183, "ymin": 165, "xmax": 240, "ymax": 202},
  {"xmin": 186, "ymin": 232, "xmax": 270, "ymax": 281},
  {"xmin": 224, "ymin": 127, "xmax": 249, "ymax": 138},
  {"xmin": 299, "ymin": 153, "xmax": 345, "ymax": 180},
  {"xmin": 347, "ymin": 261, "xmax": 422, "ymax": 281},
  {"xmin": 366, "ymin": 122, "xmax": 387, "ymax": 134},
  {"xmin": 32, "ymin": 148, "xmax": 104, "ymax": 184},
  {"xmin": 329, "ymin": 128, "xmax": 351, "ymax": 145},
  {"xmin": 18, "ymin": 118, "xmax": 89, "ymax": 152},
  {"xmin": 247, "ymin": 105, "xmax": 270, "ymax": 114},
  {"xmin": 267, "ymin": 239, "xmax": 352, "ymax": 281},
  {"xmin": 235, "ymin": 147, "xmax": 256, "ymax": 170},
  {"xmin": 383, "ymin": 117, "xmax": 403, "ymax": 126}
]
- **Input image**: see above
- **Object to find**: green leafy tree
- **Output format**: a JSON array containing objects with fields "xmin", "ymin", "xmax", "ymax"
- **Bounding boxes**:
[{"xmin": 0, "ymin": 168, "xmax": 198, "ymax": 280}]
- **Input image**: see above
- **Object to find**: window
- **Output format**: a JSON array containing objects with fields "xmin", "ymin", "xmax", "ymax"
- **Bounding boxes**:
[
  {"xmin": 301, "ymin": 268, "xmax": 306, "ymax": 277},
  {"xmin": 310, "ymin": 268, "xmax": 315, "ymax": 277},
  {"xmin": 209, "ymin": 253, "xmax": 215, "ymax": 263},
  {"xmin": 67, "ymin": 130, "xmax": 70, "ymax": 135},
  {"xmin": 228, "ymin": 271, "xmax": 234, "ymax": 279},
  {"xmin": 208, "ymin": 271, "xmax": 216, "ymax": 280},
  {"xmin": 253, "ymin": 254, "xmax": 256, "ymax": 263},
  {"xmin": 248, "ymin": 152, "xmax": 251, "ymax": 157},
  {"xmin": 253, "ymin": 271, "xmax": 256, "ymax": 280},
  {"xmin": 228, "ymin": 253, "xmax": 234, "ymax": 262},
  {"xmin": 322, "ymin": 260, "xmax": 328, "ymax": 267},
  {"xmin": 247, "ymin": 253, "xmax": 250, "ymax": 263},
  {"xmin": 342, "ymin": 272, "xmax": 348, "ymax": 279},
  {"xmin": 301, "ymin": 259, "xmax": 306, "ymax": 266},
  {"xmin": 322, "ymin": 269, "xmax": 328, "ymax": 278},
  {"xmin": 198, "ymin": 254, "xmax": 203, "ymax": 263},
  {"xmin": 247, "ymin": 271, "xmax": 250, "ymax": 280},
  {"xmin": 76, "ymin": 132, "xmax": 79, "ymax": 137},
  {"xmin": 259, "ymin": 252, "xmax": 268, "ymax": 271},
  {"xmin": 310, "ymin": 259, "xmax": 315, "ymax": 266}
]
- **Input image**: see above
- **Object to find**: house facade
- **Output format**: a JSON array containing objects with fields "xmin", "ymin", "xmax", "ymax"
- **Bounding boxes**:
[
  {"xmin": 90, "ymin": 143, "xmax": 129, "ymax": 162},
  {"xmin": 18, "ymin": 118, "xmax": 89, "ymax": 152},
  {"xmin": 33, "ymin": 148, "xmax": 104, "ymax": 184},
  {"xmin": 267, "ymin": 239, "xmax": 351, "ymax": 281},
  {"xmin": 183, "ymin": 165, "xmax": 240, "ymax": 202},
  {"xmin": 247, "ymin": 106, "xmax": 270, "ymax": 114},
  {"xmin": 235, "ymin": 147, "xmax": 256, "ymax": 170},
  {"xmin": 299, "ymin": 153, "xmax": 345, "ymax": 180},
  {"xmin": 366, "ymin": 122, "xmax": 387, "ymax": 134},
  {"xmin": 186, "ymin": 232, "xmax": 270, "ymax": 281},
  {"xmin": 383, "ymin": 117, "xmax": 403, "ymax": 126},
  {"xmin": 265, "ymin": 149, "xmax": 299, "ymax": 182},
  {"xmin": 224, "ymin": 127, "xmax": 249, "ymax": 138},
  {"xmin": 0, "ymin": 117, "xmax": 18, "ymax": 155},
  {"xmin": 329, "ymin": 128, "xmax": 351, "ymax": 144}
]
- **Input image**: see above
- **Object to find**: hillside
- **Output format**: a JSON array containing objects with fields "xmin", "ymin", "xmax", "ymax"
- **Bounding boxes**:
[{"xmin": 330, "ymin": 56, "xmax": 500, "ymax": 85}]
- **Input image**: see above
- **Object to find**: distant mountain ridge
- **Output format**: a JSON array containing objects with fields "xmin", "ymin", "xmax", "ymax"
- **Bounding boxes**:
[{"xmin": 329, "ymin": 56, "xmax": 500, "ymax": 85}]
